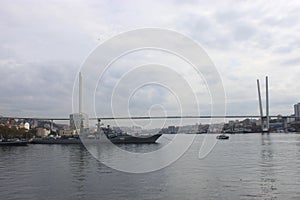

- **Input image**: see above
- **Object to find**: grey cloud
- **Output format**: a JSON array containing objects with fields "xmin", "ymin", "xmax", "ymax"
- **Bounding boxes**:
[
  {"xmin": 273, "ymin": 45, "xmax": 295, "ymax": 54},
  {"xmin": 262, "ymin": 14, "xmax": 300, "ymax": 27},
  {"xmin": 273, "ymin": 38, "xmax": 300, "ymax": 54},
  {"xmin": 177, "ymin": 14, "xmax": 233, "ymax": 50},
  {"xmin": 0, "ymin": 1, "xmax": 97, "ymax": 63},
  {"xmin": 214, "ymin": 10, "xmax": 243, "ymax": 24},
  {"xmin": 280, "ymin": 57, "xmax": 300, "ymax": 66},
  {"xmin": 0, "ymin": 59, "xmax": 78, "ymax": 117},
  {"xmin": 232, "ymin": 22, "xmax": 256, "ymax": 41},
  {"xmin": 1, "ymin": 0, "xmax": 300, "ymax": 119}
]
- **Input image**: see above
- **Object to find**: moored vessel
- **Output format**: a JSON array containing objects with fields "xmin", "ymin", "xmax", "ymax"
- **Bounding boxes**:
[
  {"xmin": 98, "ymin": 120, "xmax": 162, "ymax": 144},
  {"xmin": 0, "ymin": 139, "xmax": 28, "ymax": 146},
  {"xmin": 30, "ymin": 136, "xmax": 81, "ymax": 144}
]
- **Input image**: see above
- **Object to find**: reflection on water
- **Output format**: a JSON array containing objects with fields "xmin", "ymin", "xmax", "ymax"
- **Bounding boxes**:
[
  {"xmin": 260, "ymin": 134, "xmax": 277, "ymax": 199},
  {"xmin": 68, "ymin": 145, "xmax": 89, "ymax": 198},
  {"xmin": 1, "ymin": 134, "xmax": 300, "ymax": 200}
]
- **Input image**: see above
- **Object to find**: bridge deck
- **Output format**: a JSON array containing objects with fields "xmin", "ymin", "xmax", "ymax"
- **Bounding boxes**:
[{"xmin": 0, "ymin": 115, "xmax": 295, "ymax": 121}]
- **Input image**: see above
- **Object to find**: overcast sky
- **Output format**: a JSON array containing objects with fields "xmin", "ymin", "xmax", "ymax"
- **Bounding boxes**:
[{"xmin": 1, "ymin": 0, "xmax": 300, "ymax": 122}]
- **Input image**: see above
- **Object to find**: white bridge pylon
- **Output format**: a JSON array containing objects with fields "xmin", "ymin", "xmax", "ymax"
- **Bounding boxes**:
[{"xmin": 257, "ymin": 76, "xmax": 270, "ymax": 133}]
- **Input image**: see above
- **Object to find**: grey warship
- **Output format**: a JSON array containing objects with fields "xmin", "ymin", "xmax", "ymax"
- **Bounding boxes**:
[{"xmin": 100, "ymin": 124, "xmax": 162, "ymax": 144}]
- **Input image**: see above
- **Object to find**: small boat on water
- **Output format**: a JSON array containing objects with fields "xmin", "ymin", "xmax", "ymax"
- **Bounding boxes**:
[
  {"xmin": 0, "ymin": 139, "xmax": 28, "ymax": 146},
  {"xmin": 216, "ymin": 134, "xmax": 229, "ymax": 140}
]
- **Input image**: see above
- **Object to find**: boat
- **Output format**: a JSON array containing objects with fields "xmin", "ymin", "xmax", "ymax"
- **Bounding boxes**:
[
  {"xmin": 109, "ymin": 134, "xmax": 162, "ymax": 144},
  {"xmin": 99, "ymin": 124, "xmax": 162, "ymax": 144},
  {"xmin": 262, "ymin": 128, "xmax": 270, "ymax": 134},
  {"xmin": 0, "ymin": 138, "xmax": 28, "ymax": 146},
  {"xmin": 103, "ymin": 131, "xmax": 162, "ymax": 144},
  {"xmin": 216, "ymin": 134, "xmax": 229, "ymax": 140},
  {"xmin": 30, "ymin": 136, "xmax": 82, "ymax": 144},
  {"xmin": 30, "ymin": 135, "xmax": 103, "ymax": 144}
]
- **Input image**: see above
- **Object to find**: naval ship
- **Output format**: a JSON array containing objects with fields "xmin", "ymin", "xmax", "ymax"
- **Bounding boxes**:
[{"xmin": 100, "ymin": 124, "xmax": 162, "ymax": 144}]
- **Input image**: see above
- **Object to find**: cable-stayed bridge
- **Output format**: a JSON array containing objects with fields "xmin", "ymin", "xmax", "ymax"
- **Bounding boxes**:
[{"xmin": 1, "ymin": 75, "xmax": 296, "ymax": 133}]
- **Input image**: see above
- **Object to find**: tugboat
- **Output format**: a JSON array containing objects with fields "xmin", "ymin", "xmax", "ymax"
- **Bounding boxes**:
[{"xmin": 216, "ymin": 134, "xmax": 229, "ymax": 140}]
